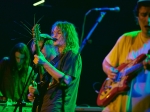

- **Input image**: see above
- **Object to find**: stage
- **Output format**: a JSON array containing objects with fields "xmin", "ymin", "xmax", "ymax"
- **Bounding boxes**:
[{"xmin": 0, "ymin": 102, "xmax": 103, "ymax": 112}]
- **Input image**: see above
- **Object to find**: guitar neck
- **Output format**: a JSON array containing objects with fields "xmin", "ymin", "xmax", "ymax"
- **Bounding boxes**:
[
  {"xmin": 33, "ymin": 24, "xmax": 45, "ymax": 80},
  {"xmin": 35, "ymin": 42, "xmax": 45, "ymax": 80},
  {"xmin": 35, "ymin": 42, "xmax": 41, "ymax": 55}
]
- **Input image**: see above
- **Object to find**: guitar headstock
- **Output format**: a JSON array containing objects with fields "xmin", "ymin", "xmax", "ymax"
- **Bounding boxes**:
[{"xmin": 32, "ymin": 24, "xmax": 41, "ymax": 42}]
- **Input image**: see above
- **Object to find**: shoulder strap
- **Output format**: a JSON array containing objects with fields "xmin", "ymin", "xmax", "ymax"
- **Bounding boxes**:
[{"xmin": 50, "ymin": 54, "xmax": 63, "ymax": 66}]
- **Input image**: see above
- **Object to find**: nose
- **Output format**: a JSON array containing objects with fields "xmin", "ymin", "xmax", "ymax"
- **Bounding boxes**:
[{"xmin": 51, "ymin": 33, "xmax": 58, "ymax": 38}]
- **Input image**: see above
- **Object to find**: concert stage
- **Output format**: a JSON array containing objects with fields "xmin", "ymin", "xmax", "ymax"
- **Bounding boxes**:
[{"xmin": 0, "ymin": 103, "xmax": 103, "ymax": 112}]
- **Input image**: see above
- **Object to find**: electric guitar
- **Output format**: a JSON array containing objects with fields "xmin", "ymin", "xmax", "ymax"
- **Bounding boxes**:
[
  {"xmin": 32, "ymin": 24, "xmax": 51, "ymax": 112},
  {"xmin": 97, "ymin": 53, "xmax": 147, "ymax": 107}
]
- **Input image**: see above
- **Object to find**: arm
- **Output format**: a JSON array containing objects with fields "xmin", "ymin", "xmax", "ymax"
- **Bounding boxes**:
[
  {"xmin": 33, "ymin": 54, "xmax": 72, "ymax": 85},
  {"xmin": 102, "ymin": 35, "xmax": 126, "ymax": 79},
  {"xmin": 43, "ymin": 60, "xmax": 72, "ymax": 85}
]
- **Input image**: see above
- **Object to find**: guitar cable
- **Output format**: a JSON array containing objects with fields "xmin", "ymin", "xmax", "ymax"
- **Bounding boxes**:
[{"xmin": 92, "ymin": 82, "xmax": 100, "ymax": 94}]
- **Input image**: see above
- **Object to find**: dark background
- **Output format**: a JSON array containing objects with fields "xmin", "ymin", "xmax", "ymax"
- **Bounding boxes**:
[{"xmin": 0, "ymin": 0, "xmax": 140, "ymax": 107}]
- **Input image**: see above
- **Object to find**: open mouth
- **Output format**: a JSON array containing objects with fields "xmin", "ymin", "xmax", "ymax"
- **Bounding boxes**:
[{"xmin": 53, "ymin": 38, "xmax": 57, "ymax": 41}]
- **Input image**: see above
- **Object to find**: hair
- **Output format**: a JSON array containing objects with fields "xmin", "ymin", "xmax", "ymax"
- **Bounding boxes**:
[
  {"xmin": 133, "ymin": 1, "xmax": 150, "ymax": 17},
  {"xmin": 51, "ymin": 21, "xmax": 80, "ymax": 54},
  {"xmin": 9, "ymin": 42, "xmax": 31, "ymax": 72}
]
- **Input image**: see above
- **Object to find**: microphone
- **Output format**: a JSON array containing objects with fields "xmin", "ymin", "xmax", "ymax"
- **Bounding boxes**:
[
  {"xmin": 40, "ymin": 34, "xmax": 57, "ymax": 41},
  {"xmin": 45, "ymin": 38, "xmax": 57, "ymax": 41},
  {"xmin": 92, "ymin": 7, "xmax": 120, "ymax": 12}
]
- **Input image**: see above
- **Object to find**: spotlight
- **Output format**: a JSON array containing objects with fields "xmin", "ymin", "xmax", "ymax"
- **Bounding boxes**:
[{"xmin": 33, "ymin": 0, "xmax": 45, "ymax": 6}]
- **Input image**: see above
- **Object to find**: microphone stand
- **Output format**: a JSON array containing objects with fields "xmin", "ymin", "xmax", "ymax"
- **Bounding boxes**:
[
  {"xmin": 79, "ymin": 12, "xmax": 106, "ymax": 53},
  {"xmin": 13, "ymin": 65, "xmax": 35, "ymax": 112}
]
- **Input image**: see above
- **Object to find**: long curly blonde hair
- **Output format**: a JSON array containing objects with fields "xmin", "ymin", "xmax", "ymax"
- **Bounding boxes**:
[{"xmin": 52, "ymin": 21, "xmax": 80, "ymax": 54}]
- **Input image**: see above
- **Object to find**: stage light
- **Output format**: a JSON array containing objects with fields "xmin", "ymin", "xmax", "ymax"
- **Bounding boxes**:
[{"xmin": 33, "ymin": 0, "xmax": 45, "ymax": 6}]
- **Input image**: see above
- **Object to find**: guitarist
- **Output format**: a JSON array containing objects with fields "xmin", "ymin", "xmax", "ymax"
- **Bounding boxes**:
[
  {"xmin": 101, "ymin": 0, "xmax": 150, "ymax": 112},
  {"xmin": 28, "ymin": 33, "xmax": 58, "ymax": 112},
  {"xmin": 28, "ymin": 21, "xmax": 82, "ymax": 112}
]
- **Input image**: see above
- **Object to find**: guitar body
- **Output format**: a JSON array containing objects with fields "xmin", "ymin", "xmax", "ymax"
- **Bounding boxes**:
[{"xmin": 97, "ymin": 54, "xmax": 147, "ymax": 106}]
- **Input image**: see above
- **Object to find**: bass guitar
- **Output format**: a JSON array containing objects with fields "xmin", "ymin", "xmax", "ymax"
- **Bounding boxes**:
[{"xmin": 97, "ymin": 54, "xmax": 147, "ymax": 106}]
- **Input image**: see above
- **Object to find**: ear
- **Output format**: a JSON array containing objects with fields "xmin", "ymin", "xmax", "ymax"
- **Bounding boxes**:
[{"xmin": 135, "ymin": 16, "xmax": 139, "ymax": 25}]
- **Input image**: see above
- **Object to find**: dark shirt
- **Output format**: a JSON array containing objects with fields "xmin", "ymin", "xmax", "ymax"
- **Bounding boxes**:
[{"xmin": 41, "ymin": 50, "xmax": 82, "ymax": 112}]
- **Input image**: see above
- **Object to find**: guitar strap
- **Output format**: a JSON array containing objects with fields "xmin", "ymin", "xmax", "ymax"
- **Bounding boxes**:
[
  {"xmin": 48, "ymin": 54, "xmax": 64, "ymax": 90},
  {"xmin": 49, "ymin": 54, "xmax": 66, "ymax": 112},
  {"xmin": 50, "ymin": 54, "xmax": 62, "ymax": 66}
]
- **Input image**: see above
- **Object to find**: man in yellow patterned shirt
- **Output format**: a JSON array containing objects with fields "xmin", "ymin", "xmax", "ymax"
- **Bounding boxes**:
[{"xmin": 102, "ymin": 0, "xmax": 150, "ymax": 112}]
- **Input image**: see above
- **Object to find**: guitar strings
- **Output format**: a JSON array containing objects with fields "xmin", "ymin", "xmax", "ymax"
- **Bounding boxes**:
[
  {"xmin": 13, "ymin": 21, "xmax": 32, "ymax": 36},
  {"xmin": 20, "ymin": 21, "xmax": 32, "ymax": 35}
]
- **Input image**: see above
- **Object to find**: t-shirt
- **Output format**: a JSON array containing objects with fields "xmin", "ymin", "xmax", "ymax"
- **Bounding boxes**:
[
  {"xmin": 103, "ymin": 31, "xmax": 150, "ymax": 112},
  {"xmin": 41, "ymin": 50, "xmax": 82, "ymax": 112}
]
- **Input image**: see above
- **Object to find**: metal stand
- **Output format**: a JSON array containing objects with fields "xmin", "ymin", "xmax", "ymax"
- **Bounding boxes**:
[
  {"xmin": 79, "ymin": 12, "xmax": 106, "ymax": 53},
  {"xmin": 13, "ymin": 65, "xmax": 35, "ymax": 112}
]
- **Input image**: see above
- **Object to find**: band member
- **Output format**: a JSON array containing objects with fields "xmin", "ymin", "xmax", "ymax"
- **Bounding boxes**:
[
  {"xmin": 102, "ymin": 0, "xmax": 150, "ymax": 112},
  {"xmin": 0, "ymin": 42, "xmax": 33, "ymax": 102},
  {"xmin": 28, "ymin": 21, "xmax": 82, "ymax": 112},
  {"xmin": 28, "ymin": 33, "xmax": 58, "ymax": 112}
]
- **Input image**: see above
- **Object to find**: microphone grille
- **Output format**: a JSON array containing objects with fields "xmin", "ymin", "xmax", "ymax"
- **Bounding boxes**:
[{"xmin": 114, "ymin": 7, "xmax": 120, "ymax": 12}]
